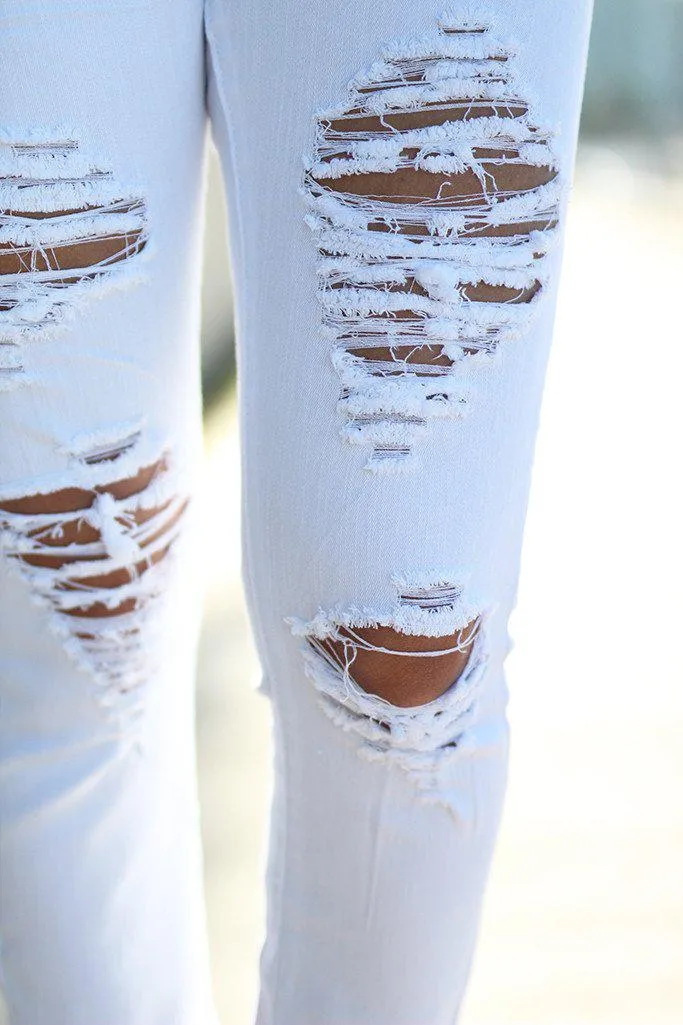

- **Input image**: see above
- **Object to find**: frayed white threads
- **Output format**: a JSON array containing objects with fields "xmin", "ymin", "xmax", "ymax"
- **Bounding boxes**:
[
  {"xmin": 0, "ymin": 441, "xmax": 189, "ymax": 731},
  {"xmin": 302, "ymin": 15, "xmax": 561, "ymax": 470},
  {"xmin": 0, "ymin": 132, "xmax": 150, "ymax": 381},
  {"xmin": 288, "ymin": 578, "xmax": 489, "ymax": 817}
]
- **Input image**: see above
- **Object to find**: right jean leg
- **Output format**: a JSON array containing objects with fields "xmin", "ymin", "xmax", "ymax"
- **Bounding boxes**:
[
  {"xmin": 0, "ymin": 3, "xmax": 216, "ymax": 1023},
  {"xmin": 206, "ymin": 1, "xmax": 593, "ymax": 1022}
]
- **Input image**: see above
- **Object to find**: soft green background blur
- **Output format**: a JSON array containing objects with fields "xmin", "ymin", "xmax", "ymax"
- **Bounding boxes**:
[{"xmin": 197, "ymin": 2, "xmax": 683, "ymax": 1024}]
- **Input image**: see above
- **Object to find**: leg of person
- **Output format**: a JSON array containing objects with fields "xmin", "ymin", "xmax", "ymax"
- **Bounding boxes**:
[
  {"xmin": 0, "ymin": 3, "xmax": 217, "ymax": 1022},
  {"xmin": 206, "ymin": 1, "xmax": 593, "ymax": 1022}
]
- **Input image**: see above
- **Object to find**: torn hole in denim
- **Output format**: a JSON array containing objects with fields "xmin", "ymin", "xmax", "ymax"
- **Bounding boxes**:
[
  {"xmin": 0, "ymin": 423, "xmax": 188, "ymax": 730},
  {"xmin": 288, "ymin": 575, "xmax": 490, "ymax": 817},
  {"xmin": 302, "ymin": 12, "xmax": 561, "ymax": 470},
  {"xmin": 1, "ymin": 130, "xmax": 149, "ymax": 390}
]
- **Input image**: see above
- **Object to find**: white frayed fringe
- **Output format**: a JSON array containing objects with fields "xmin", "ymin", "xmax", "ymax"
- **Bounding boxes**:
[
  {"xmin": 302, "ymin": 15, "xmax": 561, "ymax": 470},
  {"xmin": 287, "ymin": 580, "xmax": 491, "ymax": 817}
]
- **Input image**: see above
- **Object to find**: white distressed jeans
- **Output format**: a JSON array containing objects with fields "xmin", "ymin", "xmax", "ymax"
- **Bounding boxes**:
[{"xmin": 0, "ymin": 2, "xmax": 594, "ymax": 1022}]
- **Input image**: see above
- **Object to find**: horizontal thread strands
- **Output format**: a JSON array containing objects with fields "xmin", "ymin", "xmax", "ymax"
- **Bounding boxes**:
[
  {"xmin": 303, "ymin": 18, "xmax": 560, "ymax": 470},
  {"xmin": 0, "ymin": 443, "xmax": 188, "ymax": 722},
  {"xmin": 288, "ymin": 577, "xmax": 489, "ymax": 817},
  {"xmin": 0, "ymin": 134, "xmax": 148, "ymax": 378}
]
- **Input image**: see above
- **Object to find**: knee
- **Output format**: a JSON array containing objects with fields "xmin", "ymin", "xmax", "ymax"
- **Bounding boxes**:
[
  {"xmin": 0, "ymin": 436, "xmax": 189, "ymax": 723},
  {"xmin": 318, "ymin": 619, "xmax": 479, "ymax": 708},
  {"xmin": 288, "ymin": 576, "xmax": 489, "ymax": 815}
]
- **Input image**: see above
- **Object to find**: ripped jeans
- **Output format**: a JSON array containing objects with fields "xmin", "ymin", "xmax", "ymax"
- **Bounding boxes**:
[{"xmin": 0, "ymin": 2, "xmax": 594, "ymax": 1023}]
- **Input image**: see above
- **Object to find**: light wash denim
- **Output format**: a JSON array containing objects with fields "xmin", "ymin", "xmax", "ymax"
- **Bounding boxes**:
[{"xmin": 0, "ymin": 2, "xmax": 593, "ymax": 1022}]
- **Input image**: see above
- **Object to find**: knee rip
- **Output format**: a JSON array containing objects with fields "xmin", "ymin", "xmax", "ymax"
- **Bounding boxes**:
[
  {"xmin": 288, "ymin": 577, "xmax": 488, "ymax": 815},
  {"xmin": 1, "ymin": 130, "xmax": 148, "ymax": 391},
  {"xmin": 0, "ymin": 422, "xmax": 188, "ymax": 726},
  {"xmin": 302, "ymin": 10, "xmax": 561, "ymax": 471}
]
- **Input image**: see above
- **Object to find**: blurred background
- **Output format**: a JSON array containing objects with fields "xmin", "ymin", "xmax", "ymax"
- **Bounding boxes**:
[
  {"xmin": 196, "ymin": 1, "xmax": 683, "ymax": 1023},
  {"xmin": 198, "ymin": 1, "xmax": 683, "ymax": 1023}
]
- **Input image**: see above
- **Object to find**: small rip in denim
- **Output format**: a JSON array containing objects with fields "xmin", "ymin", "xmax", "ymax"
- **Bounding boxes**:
[
  {"xmin": 1, "ymin": 129, "xmax": 149, "ymax": 391},
  {"xmin": 288, "ymin": 575, "xmax": 489, "ymax": 818}
]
